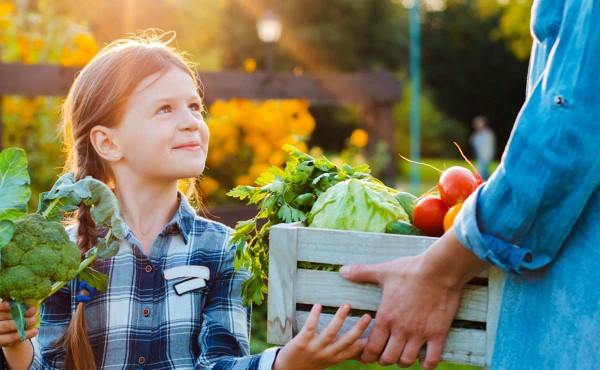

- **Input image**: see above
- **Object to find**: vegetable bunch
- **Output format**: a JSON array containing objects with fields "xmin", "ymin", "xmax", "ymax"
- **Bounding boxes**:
[
  {"xmin": 228, "ymin": 145, "xmax": 373, "ymax": 305},
  {"xmin": 0, "ymin": 148, "xmax": 125, "ymax": 340}
]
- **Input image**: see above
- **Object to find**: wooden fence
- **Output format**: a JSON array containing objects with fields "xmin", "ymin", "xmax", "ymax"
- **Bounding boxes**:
[{"xmin": 0, "ymin": 63, "xmax": 402, "ymax": 226}]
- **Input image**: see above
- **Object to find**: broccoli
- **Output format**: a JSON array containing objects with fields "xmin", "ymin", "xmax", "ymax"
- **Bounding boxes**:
[
  {"xmin": 0, "ymin": 214, "xmax": 81, "ymax": 301},
  {"xmin": 0, "ymin": 147, "xmax": 126, "ymax": 340}
]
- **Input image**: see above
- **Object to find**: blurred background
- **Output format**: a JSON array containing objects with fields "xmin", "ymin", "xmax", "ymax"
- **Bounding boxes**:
[{"xmin": 0, "ymin": 0, "xmax": 533, "ymax": 368}]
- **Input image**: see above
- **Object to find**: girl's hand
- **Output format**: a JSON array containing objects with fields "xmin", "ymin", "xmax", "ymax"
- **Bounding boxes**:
[
  {"xmin": 273, "ymin": 303, "xmax": 372, "ymax": 370},
  {"xmin": 0, "ymin": 301, "xmax": 38, "ymax": 347}
]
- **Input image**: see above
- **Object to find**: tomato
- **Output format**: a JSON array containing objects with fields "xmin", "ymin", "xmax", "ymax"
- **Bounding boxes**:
[
  {"xmin": 443, "ymin": 202, "xmax": 463, "ymax": 232},
  {"xmin": 438, "ymin": 166, "xmax": 478, "ymax": 207},
  {"xmin": 413, "ymin": 195, "xmax": 448, "ymax": 237}
]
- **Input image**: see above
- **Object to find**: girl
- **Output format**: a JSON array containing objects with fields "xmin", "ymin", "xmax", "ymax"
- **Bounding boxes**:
[{"xmin": 0, "ymin": 31, "xmax": 371, "ymax": 369}]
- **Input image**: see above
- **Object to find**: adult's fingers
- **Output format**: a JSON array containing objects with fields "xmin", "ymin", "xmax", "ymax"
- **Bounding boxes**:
[
  {"xmin": 316, "ymin": 304, "xmax": 350, "ymax": 345},
  {"xmin": 421, "ymin": 338, "xmax": 444, "ymax": 370},
  {"xmin": 360, "ymin": 320, "xmax": 390, "ymax": 363},
  {"xmin": 397, "ymin": 339, "xmax": 424, "ymax": 368},
  {"xmin": 377, "ymin": 332, "xmax": 406, "ymax": 366},
  {"xmin": 340, "ymin": 263, "xmax": 382, "ymax": 285}
]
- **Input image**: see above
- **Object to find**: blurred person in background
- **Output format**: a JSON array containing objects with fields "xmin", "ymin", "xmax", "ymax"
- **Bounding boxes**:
[{"xmin": 470, "ymin": 115, "xmax": 495, "ymax": 180}]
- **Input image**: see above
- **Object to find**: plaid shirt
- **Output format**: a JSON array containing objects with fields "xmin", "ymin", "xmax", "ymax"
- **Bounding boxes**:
[{"xmin": 27, "ymin": 194, "xmax": 278, "ymax": 369}]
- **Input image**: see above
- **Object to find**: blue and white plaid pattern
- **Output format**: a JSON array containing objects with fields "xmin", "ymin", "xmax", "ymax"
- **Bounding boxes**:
[{"xmin": 30, "ymin": 194, "xmax": 278, "ymax": 369}]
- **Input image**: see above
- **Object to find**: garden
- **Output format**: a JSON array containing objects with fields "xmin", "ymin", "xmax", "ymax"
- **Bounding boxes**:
[{"xmin": 0, "ymin": 1, "xmax": 533, "ymax": 369}]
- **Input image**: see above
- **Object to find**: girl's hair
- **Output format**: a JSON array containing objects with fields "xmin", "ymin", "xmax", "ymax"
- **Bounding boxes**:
[{"xmin": 59, "ymin": 30, "xmax": 201, "ymax": 370}]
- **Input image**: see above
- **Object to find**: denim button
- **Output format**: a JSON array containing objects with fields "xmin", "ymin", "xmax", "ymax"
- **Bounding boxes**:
[
  {"xmin": 554, "ymin": 95, "xmax": 564, "ymax": 106},
  {"xmin": 524, "ymin": 253, "xmax": 533, "ymax": 263}
]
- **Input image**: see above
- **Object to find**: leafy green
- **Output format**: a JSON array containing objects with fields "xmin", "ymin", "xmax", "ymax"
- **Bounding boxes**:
[
  {"xmin": 0, "ymin": 148, "xmax": 31, "ymax": 223},
  {"xmin": 308, "ymin": 179, "xmax": 409, "ymax": 233},
  {"xmin": 227, "ymin": 145, "xmax": 372, "ymax": 305},
  {"xmin": 77, "ymin": 267, "xmax": 110, "ymax": 292},
  {"xmin": 9, "ymin": 301, "xmax": 29, "ymax": 341}
]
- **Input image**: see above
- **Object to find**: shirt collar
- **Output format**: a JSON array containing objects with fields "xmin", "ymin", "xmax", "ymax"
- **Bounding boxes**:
[{"xmin": 161, "ymin": 191, "xmax": 196, "ymax": 245}]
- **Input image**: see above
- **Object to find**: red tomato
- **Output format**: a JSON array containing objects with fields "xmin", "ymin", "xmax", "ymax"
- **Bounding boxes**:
[
  {"xmin": 438, "ymin": 166, "xmax": 478, "ymax": 207},
  {"xmin": 413, "ymin": 195, "xmax": 448, "ymax": 237}
]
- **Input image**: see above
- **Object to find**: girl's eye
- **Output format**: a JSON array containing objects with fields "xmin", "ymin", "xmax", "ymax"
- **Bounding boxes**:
[
  {"xmin": 189, "ymin": 103, "xmax": 201, "ymax": 112},
  {"xmin": 158, "ymin": 105, "xmax": 172, "ymax": 114}
]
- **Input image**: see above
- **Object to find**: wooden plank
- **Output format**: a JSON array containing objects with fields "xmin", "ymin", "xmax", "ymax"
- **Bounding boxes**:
[
  {"xmin": 201, "ymin": 70, "xmax": 401, "ymax": 105},
  {"xmin": 294, "ymin": 312, "xmax": 486, "ymax": 367},
  {"xmin": 485, "ymin": 267, "xmax": 506, "ymax": 369},
  {"xmin": 0, "ymin": 63, "xmax": 402, "ymax": 105},
  {"xmin": 296, "ymin": 225, "xmax": 438, "ymax": 264},
  {"xmin": 296, "ymin": 269, "xmax": 488, "ymax": 323},
  {"xmin": 0, "ymin": 63, "xmax": 80, "ymax": 96},
  {"xmin": 267, "ymin": 225, "xmax": 299, "ymax": 344}
]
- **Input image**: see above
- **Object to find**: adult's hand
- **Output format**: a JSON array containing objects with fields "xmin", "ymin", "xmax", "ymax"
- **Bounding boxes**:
[{"xmin": 340, "ymin": 230, "xmax": 490, "ymax": 369}]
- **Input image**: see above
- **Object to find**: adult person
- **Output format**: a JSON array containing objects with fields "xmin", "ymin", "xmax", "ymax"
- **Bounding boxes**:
[
  {"xmin": 469, "ymin": 115, "xmax": 495, "ymax": 180},
  {"xmin": 340, "ymin": 0, "xmax": 600, "ymax": 369}
]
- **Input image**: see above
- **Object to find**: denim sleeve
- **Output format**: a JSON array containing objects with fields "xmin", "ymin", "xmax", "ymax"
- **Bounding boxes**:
[{"xmin": 454, "ymin": 0, "xmax": 600, "ymax": 274}]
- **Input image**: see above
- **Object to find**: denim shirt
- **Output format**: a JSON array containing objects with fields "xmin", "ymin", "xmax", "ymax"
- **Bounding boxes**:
[{"xmin": 454, "ymin": 0, "xmax": 600, "ymax": 368}]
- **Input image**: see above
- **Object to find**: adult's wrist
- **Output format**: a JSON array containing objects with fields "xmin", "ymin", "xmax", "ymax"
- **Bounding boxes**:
[{"xmin": 418, "ymin": 229, "xmax": 491, "ymax": 290}]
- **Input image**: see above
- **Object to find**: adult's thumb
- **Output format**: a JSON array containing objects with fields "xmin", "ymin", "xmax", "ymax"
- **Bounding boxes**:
[{"xmin": 339, "ymin": 263, "xmax": 381, "ymax": 284}]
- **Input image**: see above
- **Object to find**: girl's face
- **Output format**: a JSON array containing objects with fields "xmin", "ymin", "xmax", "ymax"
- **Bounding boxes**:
[{"xmin": 113, "ymin": 67, "xmax": 209, "ymax": 184}]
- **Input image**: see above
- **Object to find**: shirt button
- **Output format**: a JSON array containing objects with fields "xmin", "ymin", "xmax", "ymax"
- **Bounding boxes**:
[
  {"xmin": 138, "ymin": 356, "xmax": 146, "ymax": 364},
  {"xmin": 524, "ymin": 254, "xmax": 533, "ymax": 263},
  {"xmin": 554, "ymin": 95, "xmax": 564, "ymax": 106},
  {"xmin": 145, "ymin": 264, "xmax": 153, "ymax": 273},
  {"xmin": 143, "ymin": 308, "xmax": 150, "ymax": 317}
]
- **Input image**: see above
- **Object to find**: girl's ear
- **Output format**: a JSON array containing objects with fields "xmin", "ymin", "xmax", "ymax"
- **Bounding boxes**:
[{"xmin": 90, "ymin": 126, "xmax": 122, "ymax": 161}]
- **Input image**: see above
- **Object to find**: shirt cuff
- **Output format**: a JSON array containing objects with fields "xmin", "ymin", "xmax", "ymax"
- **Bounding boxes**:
[
  {"xmin": 454, "ymin": 185, "xmax": 534, "ymax": 274},
  {"xmin": 258, "ymin": 347, "xmax": 281, "ymax": 370}
]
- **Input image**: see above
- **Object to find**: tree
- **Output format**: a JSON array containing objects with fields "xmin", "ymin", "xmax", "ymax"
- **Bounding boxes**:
[{"xmin": 420, "ymin": 0, "xmax": 531, "ymax": 157}]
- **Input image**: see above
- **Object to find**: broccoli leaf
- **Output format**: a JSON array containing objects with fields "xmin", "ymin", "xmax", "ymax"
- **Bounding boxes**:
[
  {"xmin": 0, "ymin": 148, "xmax": 31, "ymax": 222},
  {"xmin": 38, "ymin": 173, "xmax": 125, "ymax": 239},
  {"xmin": 77, "ymin": 267, "xmax": 109, "ymax": 292},
  {"xmin": 9, "ymin": 300, "xmax": 29, "ymax": 341}
]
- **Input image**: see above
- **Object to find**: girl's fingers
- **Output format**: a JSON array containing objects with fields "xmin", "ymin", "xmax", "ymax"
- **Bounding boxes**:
[
  {"xmin": 26, "ymin": 315, "xmax": 37, "ymax": 329},
  {"xmin": 25, "ymin": 306, "xmax": 37, "ymax": 317},
  {"xmin": 297, "ymin": 304, "xmax": 322, "ymax": 339},
  {"xmin": 0, "ymin": 301, "xmax": 11, "ymax": 311},
  {"xmin": 316, "ymin": 304, "xmax": 351, "ymax": 345},
  {"xmin": 331, "ymin": 313, "xmax": 371, "ymax": 352},
  {"xmin": 0, "ymin": 328, "xmax": 38, "ymax": 348},
  {"xmin": 0, "ymin": 319, "xmax": 18, "ymax": 334}
]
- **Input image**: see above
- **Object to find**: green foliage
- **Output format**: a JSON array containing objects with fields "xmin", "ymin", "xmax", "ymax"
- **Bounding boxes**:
[
  {"xmin": 228, "ymin": 145, "xmax": 372, "ymax": 305},
  {"xmin": 394, "ymin": 83, "xmax": 468, "ymax": 159},
  {"xmin": 420, "ymin": 0, "xmax": 530, "ymax": 153},
  {"xmin": 0, "ymin": 148, "xmax": 31, "ymax": 222}
]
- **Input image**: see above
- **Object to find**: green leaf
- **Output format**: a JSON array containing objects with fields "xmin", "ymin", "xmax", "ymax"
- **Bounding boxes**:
[
  {"xmin": 227, "ymin": 185, "xmax": 255, "ymax": 200},
  {"xmin": 98, "ymin": 240, "xmax": 120, "ymax": 259},
  {"xmin": 9, "ymin": 300, "xmax": 29, "ymax": 341},
  {"xmin": 38, "ymin": 173, "xmax": 125, "ymax": 239},
  {"xmin": 0, "ymin": 148, "xmax": 31, "ymax": 222},
  {"xmin": 77, "ymin": 267, "xmax": 109, "ymax": 292},
  {"xmin": 0, "ymin": 220, "xmax": 15, "ymax": 248}
]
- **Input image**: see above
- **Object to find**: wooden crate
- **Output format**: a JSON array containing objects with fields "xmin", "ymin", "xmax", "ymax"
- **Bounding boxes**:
[{"xmin": 267, "ymin": 222, "xmax": 505, "ymax": 368}]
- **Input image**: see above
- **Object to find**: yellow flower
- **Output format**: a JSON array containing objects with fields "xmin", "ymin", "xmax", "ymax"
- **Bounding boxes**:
[
  {"xmin": 235, "ymin": 175, "xmax": 253, "ymax": 186},
  {"xmin": 200, "ymin": 176, "xmax": 219, "ymax": 197},
  {"xmin": 0, "ymin": 2, "xmax": 15, "ymax": 17},
  {"xmin": 349, "ymin": 128, "xmax": 369, "ymax": 148},
  {"xmin": 243, "ymin": 58, "xmax": 257, "ymax": 73}
]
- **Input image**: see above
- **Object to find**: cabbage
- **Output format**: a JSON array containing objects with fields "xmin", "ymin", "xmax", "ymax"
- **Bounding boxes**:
[{"xmin": 307, "ymin": 178, "xmax": 409, "ymax": 233}]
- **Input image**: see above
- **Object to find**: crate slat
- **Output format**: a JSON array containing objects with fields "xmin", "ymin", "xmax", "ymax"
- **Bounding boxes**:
[
  {"xmin": 294, "ymin": 312, "xmax": 486, "ymax": 367},
  {"xmin": 296, "ymin": 269, "xmax": 488, "ymax": 323},
  {"xmin": 267, "ymin": 225, "xmax": 299, "ymax": 344}
]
